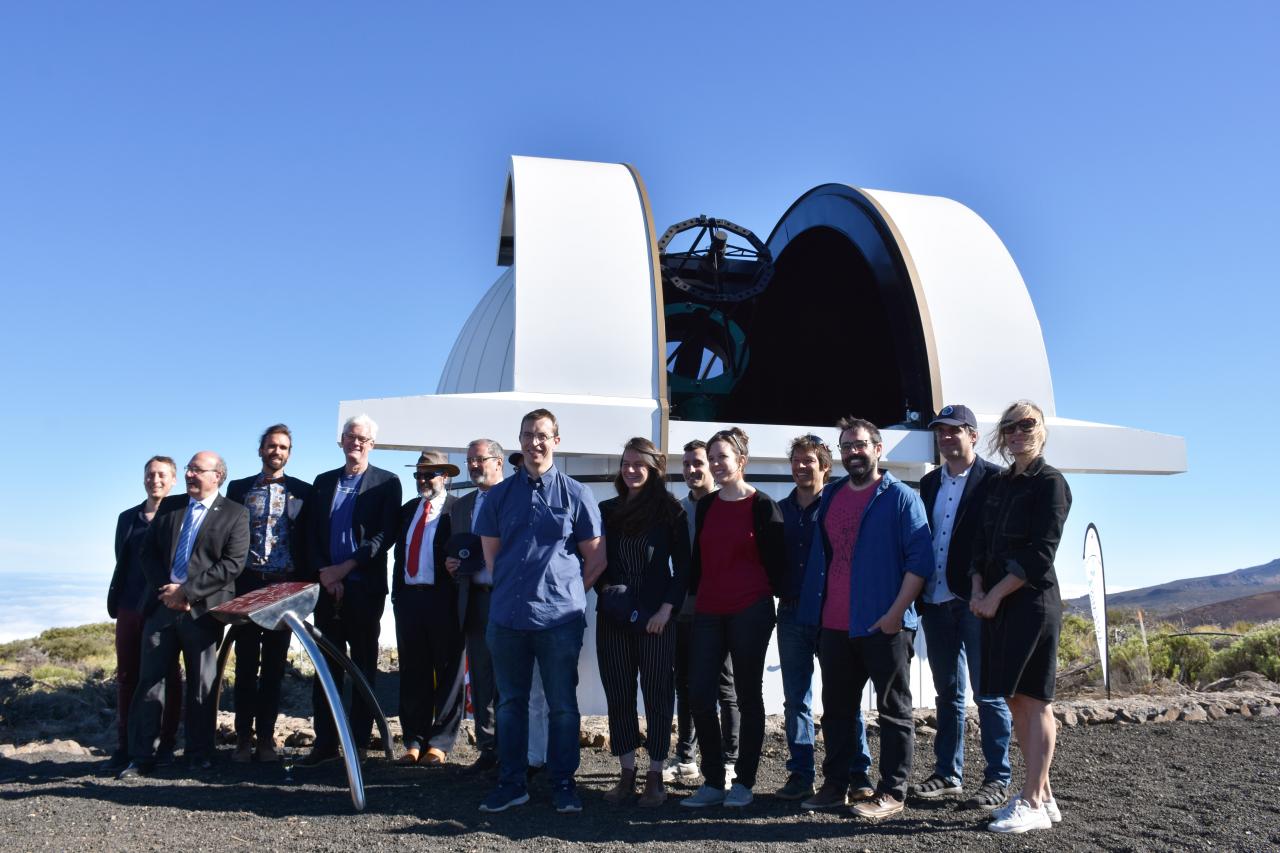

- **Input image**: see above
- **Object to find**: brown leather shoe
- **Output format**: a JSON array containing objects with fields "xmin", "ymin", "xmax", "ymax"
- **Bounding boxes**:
[
  {"xmin": 603, "ymin": 767, "xmax": 638, "ymax": 804},
  {"xmin": 852, "ymin": 792, "xmax": 905, "ymax": 820},
  {"xmin": 420, "ymin": 747, "xmax": 447, "ymax": 766},
  {"xmin": 397, "ymin": 746, "xmax": 422, "ymax": 765},
  {"xmin": 232, "ymin": 736, "xmax": 254, "ymax": 764},
  {"xmin": 638, "ymin": 770, "xmax": 666, "ymax": 808}
]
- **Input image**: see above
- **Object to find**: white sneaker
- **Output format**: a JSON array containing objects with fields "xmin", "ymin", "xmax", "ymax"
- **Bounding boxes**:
[
  {"xmin": 987, "ymin": 797, "xmax": 1052, "ymax": 834},
  {"xmin": 990, "ymin": 794, "xmax": 1021, "ymax": 821},
  {"xmin": 723, "ymin": 763, "xmax": 736, "ymax": 790},
  {"xmin": 662, "ymin": 757, "xmax": 700, "ymax": 784},
  {"xmin": 1044, "ymin": 797, "xmax": 1062, "ymax": 824},
  {"xmin": 680, "ymin": 783, "xmax": 727, "ymax": 808},
  {"xmin": 724, "ymin": 782, "xmax": 753, "ymax": 808}
]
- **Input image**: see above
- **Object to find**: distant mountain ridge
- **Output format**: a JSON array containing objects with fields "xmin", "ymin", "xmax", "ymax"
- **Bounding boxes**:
[
  {"xmin": 1065, "ymin": 558, "xmax": 1280, "ymax": 615},
  {"xmin": 1169, "ymin": 590, "xmax": 1280, "ymax": 627}
]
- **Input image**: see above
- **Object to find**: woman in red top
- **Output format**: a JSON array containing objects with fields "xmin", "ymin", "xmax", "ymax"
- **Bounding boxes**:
[{"xmin": 678, "ymin": 427, "xmax": 785, "ymax": 809}]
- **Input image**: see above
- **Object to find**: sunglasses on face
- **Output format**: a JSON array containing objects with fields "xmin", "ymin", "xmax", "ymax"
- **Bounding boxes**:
[
  {"xmin": 999, "ymin": 418, "xmax": 1038, "ymax": 435},
  {"xmin": 413, "ymin": 470, "xmax": 446, "ymax": 480}
]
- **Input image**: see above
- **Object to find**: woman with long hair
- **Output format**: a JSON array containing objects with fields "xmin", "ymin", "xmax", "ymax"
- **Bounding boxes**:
[
  {"xmin": 596, "ymin": 437, "xmax": 689, "ymax": 807},
  {"xmin": 679, "ymin": 427, "xmax": 785, "ymax": 809},
  {"xmin": 970, "ymin": 400, "xmax": 1072, "ymax": 834}
]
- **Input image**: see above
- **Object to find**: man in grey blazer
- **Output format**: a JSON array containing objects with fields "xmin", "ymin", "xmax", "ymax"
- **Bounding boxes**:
[{"xmin": 445, "ymin": 437, "xmax": 506, "ymax": 772}]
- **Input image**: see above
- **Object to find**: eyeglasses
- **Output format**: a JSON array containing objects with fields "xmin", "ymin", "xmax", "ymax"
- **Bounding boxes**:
[
  {"xmin": 466, "ymin": 455, "xmax": 500, "ymax": 464},
  {"xmin": 413, "ymin": 470, "xmax": 446, "ymax": 480},
  {"xmin": 999, "ymin": 418, "xmax": 1038, "ymax": 435},
  {"xmin": 838, "ymin": 440, "xmax": 875, "ymax": 453},
  {"xmin": 519, "ymin": 431, "xmax": 556, "ymax": 444},
  {"xmin": 342, "ymin": 432, "xmax": 374, "ymax": 446},
  {"xmin": 186, "ymin": 465, "xmax": 217, "ymax": 475}
]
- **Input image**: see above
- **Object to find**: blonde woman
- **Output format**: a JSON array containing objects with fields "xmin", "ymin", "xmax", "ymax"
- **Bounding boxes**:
[{"xmin": 969, "ymin": 401, "xmax": 1072, "ymax": 834}]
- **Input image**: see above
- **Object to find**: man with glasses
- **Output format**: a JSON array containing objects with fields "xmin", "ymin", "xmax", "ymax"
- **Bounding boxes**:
[
  {"xmin": 392, "ymin": 449, "xmax": 462, "ymax": 766},
  {"xmin": 909, "ymin": 404, "xmax": 1012, "ymax": 810},
  {"xmin": 796, "ymin": 417, "xmax": 932, "ymax": 820},
  {"xmin": 777, "ymin": 435, "xmax": 873, "ymax": 804},
  {"xmin": 474, "ymin": 409, "xmax": 604, "ymax": 814},
  {"xmin": 118, "ymin": 452, "xmax": 250, "ymax": 779},
  {"xmin": 444, "ymin": 438, "xmax": 507, "ymax": 772},
  {"xmin": 225, "ymin": 424, "xmax": 311, "ymax": 764},
  {"xmin": 299, "ymin": 413, "xmax": 402, "ymax": 766}
]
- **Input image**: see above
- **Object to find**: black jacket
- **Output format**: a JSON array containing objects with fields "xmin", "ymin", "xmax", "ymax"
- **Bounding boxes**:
[
  {"xmin": 225, "ymin": 473, "xmax": 313, "ymax": 579},
  {"xmin": 391, "ymin": 494, "xmax": 457, "ymax": 604},
  {"xmin": 107, "ymin": 502, "xmax": 147, "ymax": 618},
  {"xmin": 139, "ymin": 493, "xmax": 251, "ymax": 619},
  {"xmin": 596, "ymin": 495, "xmax": 691, "ymax": 614},
  {"xmin": 970, "ymin": 456, "xmax": 1072, "ymax": 601},
  {"xmin": 919, "ymin": 455, "xmax": 1002, "ymax": 601},
  {"xmin": 302, "ymin": 464, "xmax": 402, "ymax": 598},
  {"xmin": 688, "ymin": 490, "xmax": 786, "ymax": 598}
]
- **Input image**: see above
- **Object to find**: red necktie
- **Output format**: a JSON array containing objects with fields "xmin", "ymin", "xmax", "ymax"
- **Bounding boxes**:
[{"xmin": 406, "ymin": 501, "xmax": 432, "ymax": 579}]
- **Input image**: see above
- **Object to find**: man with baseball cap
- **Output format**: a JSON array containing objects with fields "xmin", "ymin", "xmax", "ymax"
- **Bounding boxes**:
[
  {"xmin": 909, "ymin": 404, "xmax": 1013, "ymax": 811},
  {"xmin": 392, "ymin": 449, "xmax": 464, "ymax": 765}
]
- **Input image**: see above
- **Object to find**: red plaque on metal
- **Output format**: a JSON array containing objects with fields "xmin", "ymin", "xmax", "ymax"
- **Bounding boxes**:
[{"xmin": 211, "ymin": 581, "xmax": 317, "ymax": 625}]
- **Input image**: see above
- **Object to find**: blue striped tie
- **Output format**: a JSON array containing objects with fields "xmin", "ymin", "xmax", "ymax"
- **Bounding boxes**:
[{"xmin": 171, "ymin": 501, "xmax": 205, "ymax": 583}]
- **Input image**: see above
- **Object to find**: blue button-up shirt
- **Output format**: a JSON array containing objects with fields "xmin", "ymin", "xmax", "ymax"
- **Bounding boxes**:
[
  {"xmin": 474, "ymin": 465, "xmax": 603, "ymax": 630},
  {"xmin": 779, "ymin": 485, "xmax": 826, "ymax": 602}
]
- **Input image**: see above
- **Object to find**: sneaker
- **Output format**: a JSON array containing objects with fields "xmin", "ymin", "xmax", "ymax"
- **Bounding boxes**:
[
  {"xmin": 723, "ymin": 763, "xmax": 736, "ymax": 790},
  {"xmin": 662, "ymin": 757, "xmax": 700, "ymax": 784},
  {"xmin": 987, "ymin": 797, "xmax": 1051, "ymax": 834},
  {"xmin": 1044, "ymin": 797, "xmax": 1062, "ymax": 824},
  {"xmin": 801, "ymin": 781, "xmax": 848, "ymax": 810},
  {"xmin": 962, "ymin": 780, "xmax": 1010, "ymax": 810},
  {"xmin": 680, "ymin": 784, "xmax": 727, "ymax": 808},
  {"xmin": 479, "ymin": 783, "xmax": 530, "ymax": 813},
  {"xmin": 553, "ymin": 781, "xmax": 583, "ymax": 813},
  {"xmin": 909, "ymin": 774, "xmax": 962, "ymax": 800},
  {"xmin": 851, "ymin": 792, "xmax": 905, "ymax": 821},
  {"xmin": 724, "ymin": 782, "xmax": 753, "ymax": 808},
  {"xmin": 849, "ymin": 775, "xmax": 876, "ymax": 802},
  {"xmin": 990, "ymin": 794, "xmax": 1021, "ymax": 822},
  {"xmin": 775, "ymin": 772, "xmax": 815, "ymax": 801}
]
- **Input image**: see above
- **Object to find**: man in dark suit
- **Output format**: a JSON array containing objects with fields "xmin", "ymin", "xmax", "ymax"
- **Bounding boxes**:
[
  {"xmin": 225, "ymin": 423, "xmax": 312, "ymax": 763},
  {"xmin": 299, "ymin": 413, "xmax": 402, "ymax": 766},
  {"xmin": 444, "ymin": 437, "xmax": 506, "ymax": 771},
  {"xmin": 106, "ymin": 455, "xmax": 183, "ymax": 770},
  {"xmin": 118, "ymin": 451, "xmax": 250, "ymax": 779},
  {"xmin": 392, "ymin": 449, "xmax": 463, "ymax": 765},
  {"xmin": 909, "ymin": 404, "xmax": 1013, "ymax": 811}
]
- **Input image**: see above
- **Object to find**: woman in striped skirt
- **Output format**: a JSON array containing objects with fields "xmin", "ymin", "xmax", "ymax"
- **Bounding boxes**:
[{"xmin": 596, "ymin": 437, "xmax": 691, "ymax": 807}]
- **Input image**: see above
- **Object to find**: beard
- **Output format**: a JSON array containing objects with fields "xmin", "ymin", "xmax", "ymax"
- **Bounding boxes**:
[{"xmin": 844, "ymin": 458, "xmax": 876, "ymax": 486}]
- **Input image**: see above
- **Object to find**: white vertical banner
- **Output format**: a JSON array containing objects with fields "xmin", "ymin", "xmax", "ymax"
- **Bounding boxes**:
[{"xmin": 1082, "ymin": 523, "xmax": 1110, "ymax": 698}]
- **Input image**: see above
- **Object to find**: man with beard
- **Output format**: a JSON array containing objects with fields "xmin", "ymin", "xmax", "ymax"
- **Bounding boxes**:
[
  {"xmin": 226, "ymin": 424, "xmax": 312, "ymax": 763},
  {"xmin": 444, "ymin": 437, "xmax": 506, "ymax": 772},
  {"xmin": 664, "ymin": 440, "xmax": 740, "ymax": 787},
  {"xmin": 392, "ymin": 449, "xmax": 462, "ymax": 765},
  {"xmin": 796, "ymin": 417, "xmax": 932, "ymax": 820}
]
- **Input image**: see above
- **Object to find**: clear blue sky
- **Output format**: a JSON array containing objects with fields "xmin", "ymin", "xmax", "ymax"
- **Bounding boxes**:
[{"xmin": 1, "ymin": 3, "xmax": 1276, "ymax": 625}]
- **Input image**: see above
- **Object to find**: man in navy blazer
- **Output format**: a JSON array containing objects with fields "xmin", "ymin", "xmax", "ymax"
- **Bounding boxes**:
[
  {"xmin": 298, "ymin": 413, "xmax": 402, "ymax": 766},
  {"xmin": 118, "ymin": 451, "xmax": 250, "ymax": 778},
  {"xmin": 910, "ymin": 404, "xmax": 1013, "ymax": 811}
]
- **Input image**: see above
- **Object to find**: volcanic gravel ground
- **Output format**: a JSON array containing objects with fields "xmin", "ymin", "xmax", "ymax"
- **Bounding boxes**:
[{"xmin": 1, "ymin": 716, "xmax": 1277, "ymax": 852}]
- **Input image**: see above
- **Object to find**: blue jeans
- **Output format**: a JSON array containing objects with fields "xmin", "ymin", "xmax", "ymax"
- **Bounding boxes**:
[
  {"xmin": 487, "ymin": 615, "xmax": 585, "ymax": 788},
  {"xmin": 920, "ymin": 598, "xmax": 1012, "ymax": 785},
  {"xmin": 777, "ymin": 602, "xmax": 871, "ymax": 780}
]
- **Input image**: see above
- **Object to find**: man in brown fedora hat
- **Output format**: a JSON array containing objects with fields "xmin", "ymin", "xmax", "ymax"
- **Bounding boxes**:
[{"xmin": 392, "ymin": 448, "xmax": 465, "ymax": 765}]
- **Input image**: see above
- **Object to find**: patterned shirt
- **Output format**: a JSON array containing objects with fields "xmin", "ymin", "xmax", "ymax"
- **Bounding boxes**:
[{"xmin": 245, "ymin": 476, "xmax": 293, "ymax": 572}]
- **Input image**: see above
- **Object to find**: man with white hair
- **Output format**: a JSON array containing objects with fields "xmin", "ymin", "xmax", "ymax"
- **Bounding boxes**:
[
  {"xmin": 118, "ymin": 451, "xmax": 250, "ymax": 779},
  {"xmin": 299, "ymin": 414, "xmax": 403, "ymax": 766}
]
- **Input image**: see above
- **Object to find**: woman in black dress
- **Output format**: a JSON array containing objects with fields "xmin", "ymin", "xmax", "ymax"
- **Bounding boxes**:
[
  {"xmin": 970, "ymin": 400, "xmax": 1072, "ymax": 834},
  {"xmin": 596, "ymin": 437, "xmax": 690, "ymax": 807}
]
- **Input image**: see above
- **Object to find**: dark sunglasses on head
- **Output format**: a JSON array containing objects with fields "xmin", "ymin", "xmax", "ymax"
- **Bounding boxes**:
[{"xmin": 999, "ymin": 418, "xmax": 1038, "ymax": 435}]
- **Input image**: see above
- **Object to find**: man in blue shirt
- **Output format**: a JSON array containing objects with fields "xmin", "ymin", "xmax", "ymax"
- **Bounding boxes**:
[{"xmin": 475, "ymin": 408, "xmax": 604, "ymax": 814}]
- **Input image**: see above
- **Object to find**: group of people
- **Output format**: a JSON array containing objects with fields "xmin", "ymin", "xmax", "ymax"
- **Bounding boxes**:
[{"xmin": 107, "ymin": 400, "xmax": 1071, "ymax": 835}]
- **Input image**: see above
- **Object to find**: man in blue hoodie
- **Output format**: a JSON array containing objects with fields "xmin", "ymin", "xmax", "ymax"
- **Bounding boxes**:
[{"xmin": 797, "ymin": 416, "xmax": 932, "ymax": 821}]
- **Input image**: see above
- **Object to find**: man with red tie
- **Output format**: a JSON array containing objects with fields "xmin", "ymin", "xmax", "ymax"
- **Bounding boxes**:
[{"xmin": 392, "ymin": 449, "xmax": 463, "ymax": 765}]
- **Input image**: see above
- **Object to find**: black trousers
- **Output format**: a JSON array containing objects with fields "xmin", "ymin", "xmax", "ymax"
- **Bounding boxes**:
[
  {"xmin": 818, "ymin": 628, "xmax": 916, "ymax": 800},
  {"xmin": 312, "ymin": 583, "xmax": 384, "ymax": 752},
  {"xmin": 233, "ymin": 570, "xmax": 293, "ymax": 741},
  {"xmin": 462, "ymin": 583, "xmax": 497, "ymax": 757},
  {"xmin": 674, "ymin": 617, "xmax": 738, "ymax": 764},
  {"xmin": 128, "ymin": 606, "xmax": 223, "ymax": 760},
  {"xmin": 393, "ymin": 583, "xmax": 466, "ymax": 752},
  {"xmin": 690, "ymin": 595, "xmax": 774, "ymax": 789},
  {"xmin": 596, "ymin": 611, "xmax": 677, "ymax": 760}
]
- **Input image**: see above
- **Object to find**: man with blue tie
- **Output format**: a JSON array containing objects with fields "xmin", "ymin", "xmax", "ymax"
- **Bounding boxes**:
[{"xmin": 119, "ymin": 451, "xmax": 250, "ymax": 779}]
